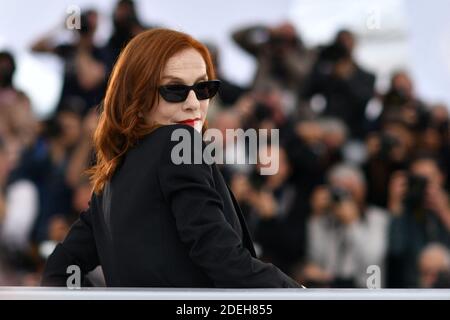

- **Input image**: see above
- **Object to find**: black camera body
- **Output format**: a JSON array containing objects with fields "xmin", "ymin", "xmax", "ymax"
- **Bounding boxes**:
[
  {"xmin": 403, "ymin": 174, "xmax": 428, "ymax": 211},
  {"xmin": 329, "ymin": 186, "xmax": 351, "ymax": 203},
  {"xmin": 378, "ymin": 133, "xmax": 400, "ymax": 160},
  {"xmin": 319, "ymin": 43, "xmax": 350, "ymax": 63}
]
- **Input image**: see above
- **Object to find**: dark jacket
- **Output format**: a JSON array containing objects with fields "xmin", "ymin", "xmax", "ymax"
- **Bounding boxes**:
[{"xmin": 41, "ymin": 124, "xmax": 300, "ymax": 288}]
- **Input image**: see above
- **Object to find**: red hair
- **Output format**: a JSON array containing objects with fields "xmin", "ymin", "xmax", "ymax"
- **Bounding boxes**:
[{"xmin": 87, "ymin": 28, "xmax": 216, "ymax": 194}]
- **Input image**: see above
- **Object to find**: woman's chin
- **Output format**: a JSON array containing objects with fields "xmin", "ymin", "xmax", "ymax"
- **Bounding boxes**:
[
  {"xmin": 170, "ymin": 121, "xmax": 202, "ymax": 133},
  {"xmin": 194, "ymin": 121, "xmax": 203, "ymax": 133}
]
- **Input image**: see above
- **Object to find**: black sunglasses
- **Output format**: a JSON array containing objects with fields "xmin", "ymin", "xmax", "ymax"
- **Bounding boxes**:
[{"xmin": 158, "ymin": 80, "xmax": 221, "ymax": 103}]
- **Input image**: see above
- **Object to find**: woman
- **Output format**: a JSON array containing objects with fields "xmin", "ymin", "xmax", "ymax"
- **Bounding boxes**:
[{"xmin": 41, "ymin": 28, "xmax": 300, "ymax": 288}]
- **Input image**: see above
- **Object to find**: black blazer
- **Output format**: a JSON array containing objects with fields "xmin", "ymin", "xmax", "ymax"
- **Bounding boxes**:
[{"xmin": 41, "ymin": 124, "xmax": 300, "ymax": 288}]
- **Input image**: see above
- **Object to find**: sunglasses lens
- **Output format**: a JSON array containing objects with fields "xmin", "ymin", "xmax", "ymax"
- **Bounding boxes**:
[
  {"xmin": 159, "ymin": 81, "xmax": 221, "ymax": 102},
  {"xmin": 159, "ymin": 85, "xmax": 188, "ymax": 102},
  {"xmin": 194, "ymin": 81, "xmax": 220, "ymax": 100}
]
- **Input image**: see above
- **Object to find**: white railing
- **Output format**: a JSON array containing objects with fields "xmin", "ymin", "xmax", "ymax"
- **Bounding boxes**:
[{"xmin": 0, "ymin": 287, "xmax": 449, "ymax": 300}]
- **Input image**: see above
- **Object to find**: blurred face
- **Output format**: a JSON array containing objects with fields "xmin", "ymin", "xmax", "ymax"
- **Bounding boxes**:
[
  {"xmin": 383, "ymin": 124, "xmax": 414, "ymax": 162},
  {"xmin": 431, "ymin": 105, "xmax": 449, "ymax": 124},
  {"xmin": 146, "ymin": 48, "xmax": 209, "ymax": 133},
  {"xmin": 337, "ymin": 31, "xmax": 355, "ymax": 53},
  {"xmin": 392, "ymin": 73, "xmax": 413, "ymax": 98},
  {"xmin": 323, "ymin": 130, "xmax": 345, "ymax": 150},
  {"xmin": 87, "ymin": 12, "xmax": 98, "ymax": 32},
  {"xmin": 420, "ymin": 128, "xmax": 442, "ymax": 152},
  {"xmin": 296, "ymin": 121, "xmax": 323, "ymax": 145},
  {"xmin": 114, "ymin": 2, "xmax": 135, "ymax": 26},
  {"xmin": 419, "ymin": 248, "xmax": 449, "ymax": 288},
  {"xmin": 330, "ymin": 174, "xmax": 366, "ymax": 205},
  {"xmin": 411, "ymin": 159, "xmax": 443, "ymax": 188},
  {"xmin": 58, "ymin": 112, "xmax": 81, "ymax": 148}
]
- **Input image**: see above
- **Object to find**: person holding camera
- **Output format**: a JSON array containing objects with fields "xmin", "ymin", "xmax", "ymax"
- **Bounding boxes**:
[
  {"xmin": 246, "ymin": 145, "xmax": 308, "ymax": 275},
  {"xmin": 378, "ymin": 71, "xmax": 429, "ymax": 132},
  {"xmin": 302, "ymin": 163, "xmax": 388, "ymax": 287},
  {"xmin": 363, "ymin": 119, "xmax": 415, "ymax": 208},
  {"xmin": 31, "ymin": 9, "xmax": 107, "ymax": 117},
  {"xmin": 387, "ymin": 155, "xmax": 450, "ymax": 287},
  {"xmin": 232, "ymin": 22, "xmax": 316, "ymax": 103},
  {"xmin": 302, "ymin": 30, "xmax": 376, "ymax": 140}
]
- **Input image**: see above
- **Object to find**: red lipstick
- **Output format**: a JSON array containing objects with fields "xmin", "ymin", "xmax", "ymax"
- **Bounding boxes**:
[{"xmin": 176, "ymin": 118, "xmax": 201, "ymax": 127}]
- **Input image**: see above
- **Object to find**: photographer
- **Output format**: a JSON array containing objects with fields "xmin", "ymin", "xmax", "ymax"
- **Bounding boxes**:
[
  {"xmin": 303, "ymin": 164, "xmax": 388, "ymax": 288},
  {"xmin": 302, "ymin": 30, "xmax": 375, "ymax": 140},
  {"xmin": 232, "ymin": 22, "xmax": 316, "ymax": 99},
  {"xmin": 363, "ymin": 119, "xmax": 415, "ymax": 208},
  {"xmin": 31, "ymin": 9, "xmax": 107, "ymax": 117},
  {"xmin": 103, "ymin": 0, "xmax": 149, "ymax": 73},
  {"xmin": 229, "ymin": 145, "xmax": 308, "ymax": 276},
  {"xmin": 387, "ymin": 155, "xmax": 450, "ymax": 287},
  {"xmin": 284, "ymin": 117, "xmax": 346, "ymax": 197},
  {"xmin": 416, "ymin": 105, "xmax": 449, "ymax": 179},
  {"xmin": 378, "ymin": 71, "xmax": 428, "ymax": 131}
]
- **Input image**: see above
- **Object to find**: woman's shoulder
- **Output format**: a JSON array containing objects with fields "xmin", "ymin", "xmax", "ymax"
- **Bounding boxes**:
[
  {"xmin": 141, "ymin": 124, "xmax": 200, "ymax": 144},
  {"xmin": 138, "ymin": 124, "xmax": 204, "ymax": 160}
]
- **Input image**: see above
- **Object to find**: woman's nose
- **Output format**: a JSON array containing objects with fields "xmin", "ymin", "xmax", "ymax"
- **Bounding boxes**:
[{"xmin": 182, "ymin": 89, "xmax": 201, "ymax": 111}]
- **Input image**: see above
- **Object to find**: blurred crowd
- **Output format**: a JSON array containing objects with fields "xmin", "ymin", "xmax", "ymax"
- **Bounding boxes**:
[{"xmin": 0, "ymin": 0, "xmax": 449, "ymax": 288}]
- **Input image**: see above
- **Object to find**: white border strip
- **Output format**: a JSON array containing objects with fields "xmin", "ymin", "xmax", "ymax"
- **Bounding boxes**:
[{"xmin": 0, "ymin": 288, "xmax": 449, "ymax": 300}]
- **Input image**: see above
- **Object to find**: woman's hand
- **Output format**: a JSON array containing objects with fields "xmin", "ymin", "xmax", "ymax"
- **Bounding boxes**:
[
  {"xmin": 230, "ymin": 173, "xmax": 253, "ymax": 203},
  {"xmin": 250, "ymin": 190, "xmax": 277, "ymax": 219}
]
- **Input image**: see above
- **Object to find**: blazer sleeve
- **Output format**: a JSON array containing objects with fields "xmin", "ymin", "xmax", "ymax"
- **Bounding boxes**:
[
  {"xmin": 157, "ymin": 125, "xmax": 300, "ymax": 288},
  {"xmin": 41, "ymin": 198, "xmax": 100, "ymax": 287}
]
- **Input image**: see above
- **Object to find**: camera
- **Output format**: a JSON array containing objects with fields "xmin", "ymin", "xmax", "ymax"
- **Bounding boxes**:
[
  {"xmin": 268, "ymin": 34, "xmax": 292, "ymax": 47},
  {"xmin": 328, "ymin": 186, "xmax": 351, "ymax": 204},
  {"xmin": 403, "ymin": 174, "xmax": 428, "ymax": 211},
  {"xmin": 378, "ymin": 133, "xmax": 400, "ymax": 160},
  {"xmin": 319, "ymin": 43, "xmax": 350, "ymax": 63}
]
